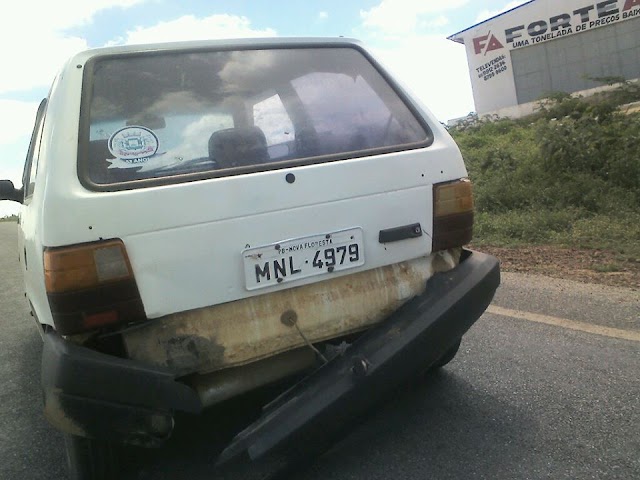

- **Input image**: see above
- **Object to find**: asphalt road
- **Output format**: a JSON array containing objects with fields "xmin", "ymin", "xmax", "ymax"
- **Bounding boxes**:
[{"xmin": 0, "ymin": 221, "xmax": 638, "ymax": 480}]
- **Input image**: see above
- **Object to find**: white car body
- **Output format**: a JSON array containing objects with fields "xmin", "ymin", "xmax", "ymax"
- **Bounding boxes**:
[
  {"xmin": 19, "ymin": 38, "xmax": 468, "ymax": 373},
  {"xmin": 0, "ymin": 37, "xmax": 497, "ymax": 480}
]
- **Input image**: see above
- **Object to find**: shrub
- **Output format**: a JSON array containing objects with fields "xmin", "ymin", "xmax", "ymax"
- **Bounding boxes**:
[{"xmin": 450, "ymin": 84, "xmax": 639, "ymax": 255}]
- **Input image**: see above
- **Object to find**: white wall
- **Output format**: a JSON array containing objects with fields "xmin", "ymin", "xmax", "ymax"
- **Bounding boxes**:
[{"xmin": 449, "ymin": 0, "xmax": 640, "ymax": 113}]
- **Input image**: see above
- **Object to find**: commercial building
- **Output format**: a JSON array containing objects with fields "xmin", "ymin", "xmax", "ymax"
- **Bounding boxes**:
[{"xmin": 448, "ymin": 0, "xmax": 640, "ymax": 118}]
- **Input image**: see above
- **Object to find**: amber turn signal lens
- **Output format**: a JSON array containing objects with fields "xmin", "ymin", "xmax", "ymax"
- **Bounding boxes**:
[
  {"xmin": 432, "ymin": 178, "xmax": 474, "ymax": 251},
  {"xmin": 434, "ymin": 178, "xmax": 473, "ymax": 217},
  {"xmin": 44, "ymin": 240, "xmax": 133, "ymax": 294}
]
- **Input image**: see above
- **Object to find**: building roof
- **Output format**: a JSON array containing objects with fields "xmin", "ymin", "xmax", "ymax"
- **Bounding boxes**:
[{"xmin": 447, "ymin": 0, "xmax": 536, "ymax": 43}]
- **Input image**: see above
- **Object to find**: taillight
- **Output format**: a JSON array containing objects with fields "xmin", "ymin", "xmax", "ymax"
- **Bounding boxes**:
[
  {"xmin": 432, "ymin": 178, "xmax": 474, "ymax": 251},
  {"xmin": 44, "ymin": 240, "xmax": 145, "ymax": 335}
]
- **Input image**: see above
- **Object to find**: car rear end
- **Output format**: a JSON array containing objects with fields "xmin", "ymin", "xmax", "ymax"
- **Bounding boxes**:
[{"xmin": 38, "ymin": 38, "xmax": 481, "ymax": 448}]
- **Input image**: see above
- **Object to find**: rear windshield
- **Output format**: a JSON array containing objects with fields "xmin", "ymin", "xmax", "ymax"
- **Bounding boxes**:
[{"xmin": 80, "ymin": 46, "xmax": 430, "ymax": 189}]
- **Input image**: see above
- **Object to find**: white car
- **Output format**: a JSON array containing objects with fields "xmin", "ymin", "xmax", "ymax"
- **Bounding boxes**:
[{"xmin": 0, "ymin": 37, "xmax": 499, "ymax": 479}]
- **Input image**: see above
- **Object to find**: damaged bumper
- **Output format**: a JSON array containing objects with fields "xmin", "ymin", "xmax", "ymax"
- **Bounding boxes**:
[
  {"xmin": 217, "ymin": 249, "xmax": 500, "ymax": 465},
  {"xmin": 41, "ymin": 331, "xmax": 202, "ymax": 445},
  {"xmin": 40, "ymin": 250, "xmax": 499, "ymax": 451}
]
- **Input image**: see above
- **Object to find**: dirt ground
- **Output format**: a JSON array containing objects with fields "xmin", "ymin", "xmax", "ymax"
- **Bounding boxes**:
[{"xmin": 473, "ymin": 244, "xmax": 640, "ymax": 291}]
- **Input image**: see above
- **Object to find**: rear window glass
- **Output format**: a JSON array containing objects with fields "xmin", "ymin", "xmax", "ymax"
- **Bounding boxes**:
[{"xmin": 80, "ymin": 47, "xmax": 430, "ymax": 188}]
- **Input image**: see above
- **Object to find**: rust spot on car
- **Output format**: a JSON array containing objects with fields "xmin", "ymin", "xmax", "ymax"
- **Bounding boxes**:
[
  {"xmin": 162, "ymin": 335, "xmax": 225, "ymax": 373},
  {"xmin": 123, "ymin": 251, "xmax": 460, "ymax": 375},
  {"xmin": 43, "ymin": 389, "xmax": 85, "ymax": 437},
  {"xmin": 431, "ymin": 248, "xmax": 462, "ymax": 274}
]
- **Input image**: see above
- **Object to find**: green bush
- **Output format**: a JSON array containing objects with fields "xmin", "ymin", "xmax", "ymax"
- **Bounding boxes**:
[
  {"xmin": 473, "ymin": 210, "xmax": 640, "ymax": 257},
  {"xmin": 450, "ymin": 85, "xmax": 640, "ymax": 256},
  {"xmin": 568, "ymin": 214, "xmax": 640, "ymax": 254},
  {"xmin": 473, "ymin": 209, "xmax": 579, "ymax": 245}
]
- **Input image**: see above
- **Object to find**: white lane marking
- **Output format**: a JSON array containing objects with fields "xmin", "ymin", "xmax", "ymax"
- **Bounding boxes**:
[{"xmin": 486, "ymin": 305, "xmax": 640, "ymax": 343}]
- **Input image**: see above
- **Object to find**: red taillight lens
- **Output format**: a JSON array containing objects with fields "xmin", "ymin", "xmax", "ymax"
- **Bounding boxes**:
[
  {"xmin": 432, "ymin": 178, "xmax": 474, "ymax": 251},
  {"xmin": 44, "ymin": 240, "xmax": 145, "ymax": 335}
]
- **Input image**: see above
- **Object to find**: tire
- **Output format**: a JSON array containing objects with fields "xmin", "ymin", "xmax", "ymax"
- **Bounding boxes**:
[
  {"xmin": 431, "ymin": 338, "xmax": 462, "ymax": 369},
  {"xmin": 64, "ymin": 434, "xmax": 120, "ymax": 480}
]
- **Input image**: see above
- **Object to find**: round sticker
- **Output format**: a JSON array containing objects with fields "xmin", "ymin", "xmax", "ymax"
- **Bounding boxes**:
[{"xmin": 108, "ymin": 126, "xmax": 159, "ymax": 164}]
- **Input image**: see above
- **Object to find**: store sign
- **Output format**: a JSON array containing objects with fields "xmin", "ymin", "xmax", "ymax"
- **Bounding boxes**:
[
  {"xmin": 452, "ymin": 0, "xmax": 640, "ymax": 114},
  {"xmin": 473, "ymin": 33, "xmax": 505, "ymax": 55},
  {"xmin": 472, "ymin": 0, "xmax": 640, "ymax": 53},
  {"xmin": 475, "ymin": 54, "xmax": 508, "ymax": 83}
]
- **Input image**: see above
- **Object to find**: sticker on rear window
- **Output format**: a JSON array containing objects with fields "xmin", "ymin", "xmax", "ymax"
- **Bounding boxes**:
[{"xmin": 108, "ymin": 126, "xmax": 159, "ymax": 164}]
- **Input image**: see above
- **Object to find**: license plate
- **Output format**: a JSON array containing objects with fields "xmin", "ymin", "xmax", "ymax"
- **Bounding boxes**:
[{"xmin": 243, "ymin": 228, "xmax": 365, "ymax": 290}]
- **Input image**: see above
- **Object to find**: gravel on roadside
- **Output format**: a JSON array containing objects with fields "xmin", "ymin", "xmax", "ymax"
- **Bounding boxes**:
[{"xmin": 473, "ymin": 244, "xmax": 640, "ymax": 291}]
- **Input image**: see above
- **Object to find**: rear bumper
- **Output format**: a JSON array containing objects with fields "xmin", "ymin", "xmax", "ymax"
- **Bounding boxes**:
[
  {"xmin": 41, "ymin": 249, "xmax": 499, "ymax": 450},
  {"xmin": 217, "ymin": 249, "xmax": 500, "ymax": 464},
  {"xmin": 41, "ymin": 331, "xmax": 202, "ymax": 446}
]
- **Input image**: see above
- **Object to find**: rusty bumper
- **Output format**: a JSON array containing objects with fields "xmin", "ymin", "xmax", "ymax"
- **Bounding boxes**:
[
  {"xmin": 40, "ymin": 249, "xmax": 498, "ymax": 451},
  {"xmin": 216, "ymin": 249, "xmax": 500, "ymax": 466},
  {"xmin": 41, "ymin": 331, "xmax": 202, "ymax": 445}
]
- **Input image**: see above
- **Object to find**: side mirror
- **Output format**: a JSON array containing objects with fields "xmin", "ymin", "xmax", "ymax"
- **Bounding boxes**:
[{"xmin": 0, "ymin": 180, "xmax": 23, "ymax": 203}]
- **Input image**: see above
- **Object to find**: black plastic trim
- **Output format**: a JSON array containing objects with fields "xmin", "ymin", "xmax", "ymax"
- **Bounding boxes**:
[
  {"xmin": 217, "ymin": 250, "xmax": 500, "ymax": 465},
  {"xmin": 42, "ymin": 330, "xmax": 202, "ymax": 411},
  {"xmin": 41, "ymin": 330, "xmax": 202, "ymax": 441},
  {"xmin": 378, "ymin": 223, "xmax": 422, "ymax": 243},
  {"xmin": 50, "ymin": 394, "xmax": 174, "ymax": 446}
]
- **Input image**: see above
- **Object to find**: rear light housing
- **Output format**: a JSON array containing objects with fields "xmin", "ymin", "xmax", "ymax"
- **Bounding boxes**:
[
  {"xmin": 44, "ymin": 239, "xmax": 145, "ymax": 335},
  {"xmin": 432, "ymin": 178, "xmax": 474, "ymax": 251}
]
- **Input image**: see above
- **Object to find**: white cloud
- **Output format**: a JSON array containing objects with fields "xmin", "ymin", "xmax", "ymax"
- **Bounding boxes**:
[
  {"xmin": 372, "ymin": 35, "xmax": 474, "ymax": 121},
  {"xmin": 0, "ymin": 1, "xmax": 147, "ymax": 220},
  {"xmin": 0, "ymin": 115, "xmax": 33, "ymax": 217},
  {"xmin": 420, "ymin": 15, "xmax": 450, "ymax": 29},
  {"xmin": 11, "ymin": 0, "xmax": 143, "ymax": 31},
  {"xmin": 0, "ymin": 100, "xmax": 39, "ymax": 215},
  {"xmin": 0, "ymin": 202, "xmax": 20, "ymax": 219},
  {"xmin": 0, "ymin": 36, "xmax": 88, "ymax": 94},
  {"xmin": 361, "ymin": 0, "xmax": 468, "ymax": 34},
  {"xmin": 0, "ymin": 100, "xmax": 40, "ymax": 146},
  {"xmin": 0, "ymin": 162, "xmax": 25, "ymax": 187},
  {"xmin": 0, "ymin": 0, "xmax": 142, "ymax": 41},
  {"xmin": 115, "ymin": 14, "xmax": 277, "ymax": 45},
  {"xmin": 318, "ymin": 11, "xmax": 329, "ymax": 21},
  {"xmin": 0, "ymin": 0, "xmax": 146, "ymax": 94},
  {"xmin": 475, "ymin": 0, "xmax": 530, "ymax": 24}
]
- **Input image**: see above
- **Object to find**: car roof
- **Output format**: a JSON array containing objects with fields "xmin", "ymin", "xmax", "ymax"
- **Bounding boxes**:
[{"xmin": 68, "ymin": 37, "xmax": 364, "ymax": 64}]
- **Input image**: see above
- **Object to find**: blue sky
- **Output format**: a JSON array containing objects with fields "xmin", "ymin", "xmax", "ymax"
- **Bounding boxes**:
[{"xmin": 0, "ymin": 0, "xmax": 527, "ymax": 217}]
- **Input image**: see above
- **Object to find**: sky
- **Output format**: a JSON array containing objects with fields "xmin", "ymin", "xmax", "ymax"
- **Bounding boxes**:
[{"xmin": 0, "ymin": 0, "xmax": 528, "ymax": 217}]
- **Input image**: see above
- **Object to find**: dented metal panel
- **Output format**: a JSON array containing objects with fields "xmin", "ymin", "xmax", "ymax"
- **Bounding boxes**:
[
  {"xmin": 216, "ymin": 250, "xmax": 500, "ymax": 466},
  {"xmin": 123, "ymin": 250, "xmax": 460, "ymax": 375},
  {"xmin": 193, "ymin": 348, "xmax": 316, "ymax": 407}
]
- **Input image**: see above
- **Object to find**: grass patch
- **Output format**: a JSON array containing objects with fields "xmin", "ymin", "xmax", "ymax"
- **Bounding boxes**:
[
  {"xmin": 568, "ymin": 214, "xmax": 640, "ymax": 256},
  {"xmin": 474, "ymin": 209, "xmax": 575, "ymax": 246},
  {"xmin": 591, "ymin": 263, "xmax": 623, "ymax": 273},
  {"xmin": 450, "ymin": 85, "xmax": 639, "ymax": 259},
  {"xmin": 473, "ymin": 210, "xmax": 640, "ymax": 259}
]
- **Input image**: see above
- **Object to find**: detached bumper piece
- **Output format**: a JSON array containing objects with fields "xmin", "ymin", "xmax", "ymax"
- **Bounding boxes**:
[
  {"xmin": 41, "ymin": 331, "xmax": 202, "ymax": 446},
  {"xmin": 217, "ymin": 250, "xmax": 500, "ymax": 467}
]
